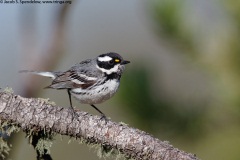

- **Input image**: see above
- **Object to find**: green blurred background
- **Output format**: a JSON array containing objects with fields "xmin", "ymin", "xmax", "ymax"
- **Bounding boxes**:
[{"xmin": 1, "ymin": 0, "xmax": 240, "ymax": 159}]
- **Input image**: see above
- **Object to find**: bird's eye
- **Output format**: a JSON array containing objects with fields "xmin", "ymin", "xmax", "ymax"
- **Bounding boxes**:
[
  {"xmin": 108, "ymin": 60, "xmax": 114, "ymax": 65},
  {"xmin": 115, "ymin": 59, "xmax": 120, "ymax": 63}
]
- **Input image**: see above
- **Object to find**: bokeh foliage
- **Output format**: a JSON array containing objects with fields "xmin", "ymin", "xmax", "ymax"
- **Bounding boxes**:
[
  {"xmin": 118, "ymin": 65, "xmax": 206, "ymax": 139},
  {"xmin": 118, "ymin": 1, "xmax": 240, "ymax": 159}
]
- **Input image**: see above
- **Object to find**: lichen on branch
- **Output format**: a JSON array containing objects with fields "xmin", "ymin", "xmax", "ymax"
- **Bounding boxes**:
[{"xmin": 0, "ymin": 90, "xmax": 199, "ymax": 160}]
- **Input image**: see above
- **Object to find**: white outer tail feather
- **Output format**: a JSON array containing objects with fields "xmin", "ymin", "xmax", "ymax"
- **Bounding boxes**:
[{"xmin": 19, "ymin": 70, "xmax": 56, "ymax": 79}]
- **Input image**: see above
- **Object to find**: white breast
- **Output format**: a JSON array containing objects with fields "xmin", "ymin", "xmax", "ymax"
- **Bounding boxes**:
[{"xmin": 71, "ymin": 79, "xmax": 120, "ymax": 104}]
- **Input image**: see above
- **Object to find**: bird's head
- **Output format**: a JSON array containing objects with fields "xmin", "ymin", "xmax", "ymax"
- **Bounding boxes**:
[{"xmin": 96, "ymin": 52, "xmax": 130, "ymax": 75}]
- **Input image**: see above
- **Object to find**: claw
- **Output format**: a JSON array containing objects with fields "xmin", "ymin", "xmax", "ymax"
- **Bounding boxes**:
[{"xmin": 70, "ymin": 108, "xmax": 79, "ymax": 120}]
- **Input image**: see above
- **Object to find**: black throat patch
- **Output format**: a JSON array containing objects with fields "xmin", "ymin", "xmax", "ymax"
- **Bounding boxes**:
[{"xmin": 105, "ymin": 72, "xmax": 121, "ymax": 81}]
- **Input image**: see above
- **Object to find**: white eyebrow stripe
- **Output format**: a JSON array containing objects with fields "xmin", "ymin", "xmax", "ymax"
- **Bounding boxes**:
[{"xmin": 98, "ymin": 56, "xmax": 112, "ymax": 62}]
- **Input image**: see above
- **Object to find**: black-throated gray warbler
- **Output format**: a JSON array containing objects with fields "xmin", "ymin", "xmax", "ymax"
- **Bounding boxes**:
[{"xmin": 20, "ymin": 52, "xmax": 130, "ymax": 118}]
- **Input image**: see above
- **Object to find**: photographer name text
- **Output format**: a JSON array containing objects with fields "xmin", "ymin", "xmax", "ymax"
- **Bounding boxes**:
[{"xmin": 0, "ymin": 0, "xmax": 72, "ymax": 4}]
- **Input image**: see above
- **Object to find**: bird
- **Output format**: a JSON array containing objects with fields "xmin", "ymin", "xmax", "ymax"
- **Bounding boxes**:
[{"xmin": 20, "ymin": 52, "xmax": 130, "ymax": 118}]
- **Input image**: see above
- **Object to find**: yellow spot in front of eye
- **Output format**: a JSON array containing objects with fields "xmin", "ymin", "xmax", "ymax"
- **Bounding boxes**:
[{"xmin": 115, "ymin": 59, "xmax": 120, "ymax": 63}]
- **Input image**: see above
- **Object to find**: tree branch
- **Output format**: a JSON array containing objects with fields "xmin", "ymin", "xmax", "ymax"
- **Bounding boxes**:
[{"xmin": 0, "ymin": 90, "xmax": 199, "ymax": 160}]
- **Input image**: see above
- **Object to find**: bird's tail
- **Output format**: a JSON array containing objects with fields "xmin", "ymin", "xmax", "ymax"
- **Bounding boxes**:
[{"xmin": 19, "ymin": 70, "xmax": 58, "ymax": 79}]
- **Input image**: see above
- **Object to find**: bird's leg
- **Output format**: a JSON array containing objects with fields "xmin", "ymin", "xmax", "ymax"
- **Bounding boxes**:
[
  {"xmin": 67, "ymin": 89, "xmax": 74, "ymax": 110},
  {"xmin": 90, "ymin": 104, "xmax": 107, "ymax": 119},
  {"xmin": 67, "ymin": 89, "xmax": 78, "ymax": 118}
]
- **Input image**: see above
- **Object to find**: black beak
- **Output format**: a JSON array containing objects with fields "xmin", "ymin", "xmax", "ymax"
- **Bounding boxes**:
[{"xmin": 121, "ymin": 60, "xmax": 130, "ymax": 65}]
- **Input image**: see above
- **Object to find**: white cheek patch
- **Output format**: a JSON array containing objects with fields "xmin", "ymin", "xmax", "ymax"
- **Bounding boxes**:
[
  {"xmin": 96, "ymin": 64, "xmax": 119, "ymax": 75},
  {"xmin": 98, "ymin": 56, "xmax": 112, "ymax": 62}
]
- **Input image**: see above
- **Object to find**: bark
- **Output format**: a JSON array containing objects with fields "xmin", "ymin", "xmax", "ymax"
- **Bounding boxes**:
[{"xmin": 0, "ymin": 90, "xmax": 199, "ymax": 160}]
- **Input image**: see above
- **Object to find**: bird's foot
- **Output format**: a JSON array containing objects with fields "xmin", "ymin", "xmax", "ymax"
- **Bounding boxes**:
[
  {"xmin": 100, "ymin": 114, "xmax": 109, "ymax": 123},
  {"xmin": 70, "ymin": 108, "xmax": 79, "ymax": 120}
]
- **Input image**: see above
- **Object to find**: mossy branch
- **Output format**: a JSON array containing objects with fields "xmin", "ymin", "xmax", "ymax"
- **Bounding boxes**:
[{"xmin": 0, "ymin": 90, "xmax": 199, "ymax": 160}]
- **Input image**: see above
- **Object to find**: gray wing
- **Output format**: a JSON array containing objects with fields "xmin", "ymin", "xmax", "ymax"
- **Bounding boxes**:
[
  {"xmin": 71, "ymin": 59, "xmax": 103, "ymax": 77},
  {"xmin": 47, "ymin": 59, "xmax": 103, "ymax": 89}
]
